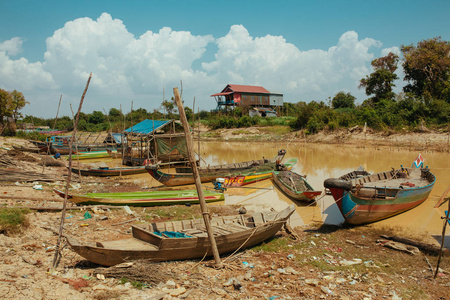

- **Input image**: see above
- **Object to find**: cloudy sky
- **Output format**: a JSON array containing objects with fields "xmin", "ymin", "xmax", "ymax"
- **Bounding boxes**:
[{"xmin": 1, "ymin": 0, "xmax": 449, "ymax": 118}]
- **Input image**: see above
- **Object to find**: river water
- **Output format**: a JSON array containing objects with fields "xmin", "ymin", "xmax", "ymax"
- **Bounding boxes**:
[{"xmin": 86, "ymin": 141, "xmax": 450, "ymax": 239}]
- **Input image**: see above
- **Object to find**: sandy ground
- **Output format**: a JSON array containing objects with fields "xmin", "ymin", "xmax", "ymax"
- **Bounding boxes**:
[{"xmin": 0, "ymin": 134, "xmax": 449, "ymax": 299}]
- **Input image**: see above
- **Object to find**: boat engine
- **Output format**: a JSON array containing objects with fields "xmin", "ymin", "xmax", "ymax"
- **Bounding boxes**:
[{"xmin": 213, "ymin": 178, "xmax": 226, "ymax": 192}]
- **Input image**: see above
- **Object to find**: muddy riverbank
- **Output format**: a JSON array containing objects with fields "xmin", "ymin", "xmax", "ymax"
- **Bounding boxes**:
[{"xmin": 0, "ymin": 135, "xmax": 449, "ymax": 299}]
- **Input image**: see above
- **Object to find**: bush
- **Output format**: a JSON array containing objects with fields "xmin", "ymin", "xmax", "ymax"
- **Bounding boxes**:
[{"xmin": 0, "ymin": 207, "xmax": 30, "ymax": 235}]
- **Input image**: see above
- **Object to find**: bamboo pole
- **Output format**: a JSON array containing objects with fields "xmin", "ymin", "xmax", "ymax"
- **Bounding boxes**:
[
  {"xmin": 173, "ymin": 87, "xmax": 222, "ymax": 268},
  {"xmin": 434, "ymin": 184, "xmax": 450, "ymax": 208},
  {"xmin": 434, "ymin": 206, "xmax": 450, "ymax": 278},
  {"xmin": 52, "ymin": 73, "xmax": 92, "ymax": 270}
]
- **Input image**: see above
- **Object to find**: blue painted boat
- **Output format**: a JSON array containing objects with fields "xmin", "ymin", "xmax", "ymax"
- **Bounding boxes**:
[{"xmin": 324, "ymin": 166, "xmax": 436, "ymax": 225}]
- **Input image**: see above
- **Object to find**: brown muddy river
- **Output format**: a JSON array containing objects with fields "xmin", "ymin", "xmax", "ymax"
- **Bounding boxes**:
[{"xmin": 84, "ymin": 141, "xmax": 450, "ymax": 239}]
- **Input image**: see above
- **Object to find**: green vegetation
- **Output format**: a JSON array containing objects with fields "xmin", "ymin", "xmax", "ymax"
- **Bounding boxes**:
[
  {"xmin": 0, "ymin": 207, "xmax": 30, "ymax": 235},
  {"xmin": 1, "ymin": 37, "xmax": 448, "ymax": 137},
  {"xmin": 120, "ymin": 278, "xmax": 147, "ymax": 290},
  {"xmin": 143, "ymin": 206, "xmax": 202, "ymax": 221}
]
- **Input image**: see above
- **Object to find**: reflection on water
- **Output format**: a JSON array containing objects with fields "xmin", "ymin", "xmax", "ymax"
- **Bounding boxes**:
[{"xmin": 76, "ymin": 141, "xmax": 450, "ymax": 236}]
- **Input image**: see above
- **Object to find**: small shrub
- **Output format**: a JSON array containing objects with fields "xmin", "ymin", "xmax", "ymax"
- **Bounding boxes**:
[{"xmin": 0, "ymin": 207, "xmax": 30, "ymax": 235}]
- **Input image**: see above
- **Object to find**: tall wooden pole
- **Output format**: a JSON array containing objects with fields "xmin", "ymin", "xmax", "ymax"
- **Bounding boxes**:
[
  {"xmin": 173, "ymin": 87, "xmax": 222, "ymax": 268},
  {"xmin": 434, "ymin": 204, "xmax": 450, "ymax": 278},
  {"xmin": 52, "ymin": 73, "xmax": 92, "ymax": 269}
]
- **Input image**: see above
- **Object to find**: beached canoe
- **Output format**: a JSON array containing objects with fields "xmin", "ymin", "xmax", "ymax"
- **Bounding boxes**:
[
  {"xmin": 146, "ymin": 150, "xmax": 288, "ymax": 186},
  {"xmin": 222, "ymin": 158, "xmax": 298, "ymax": 187},
  {"xmin": 68, "ymin": 151, "xmax": 112, "ymax": 160},
  {"xmin": 324, "ymin": 166, "xmax": 436, "ymax": 225},
  {"xmin": 272, "ymin": 170, "xmax": 321, "ymax": 202},
  {"xmin": 65, "ymin": 204, "xmax": 295, "ymax": 266},
  {"xmin": 69, "ymin": 166, "xmax": 147, "ymax": 177},
  {"xmin": 53, "ymin": 188, "xmax": 225, "ymax": 206}
]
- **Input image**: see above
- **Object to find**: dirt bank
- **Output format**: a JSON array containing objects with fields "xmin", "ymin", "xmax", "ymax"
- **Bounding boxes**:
[{"xmin": 200, "ymin": 126, "xmax": 450, "ymax": 153}]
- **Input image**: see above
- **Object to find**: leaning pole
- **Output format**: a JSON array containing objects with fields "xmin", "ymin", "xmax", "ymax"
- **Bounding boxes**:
[{"xmin": 173, "ymin": 87, "xmax": 222, "ymax": 268}]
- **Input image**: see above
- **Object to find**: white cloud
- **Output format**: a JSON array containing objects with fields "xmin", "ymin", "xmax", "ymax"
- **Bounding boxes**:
[
  {"xmin": 0, "ymin": 37, "xmax": 23, "ymax": 56},
  {"xmin": 0, "ymin": 14, "xmax": 388, "ymax": 117},
  {"xmin": 204, "ymin": 26, "xmax": 381, "ymax": 102}
]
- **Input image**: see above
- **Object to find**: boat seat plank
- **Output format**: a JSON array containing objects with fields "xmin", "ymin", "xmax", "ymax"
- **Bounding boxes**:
[{"xmin": 97, "ymin": 238, "xmax": 159, "ymax": 250}]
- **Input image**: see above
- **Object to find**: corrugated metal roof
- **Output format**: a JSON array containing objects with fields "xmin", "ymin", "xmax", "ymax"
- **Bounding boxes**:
[
  {"xmin": 226, "ymin": 84, "xmax": 270, "ymax": 94},
  {"xmin": 211, "ymin": 84, "xmax": 270, "ymax": 97},
  {"xmin": 124, "ymin": 120, "xmax": 171, "ymax": 134},
  {"xmin": 210, "ymin": 92, "xmax": 233, "ymax": 97}
]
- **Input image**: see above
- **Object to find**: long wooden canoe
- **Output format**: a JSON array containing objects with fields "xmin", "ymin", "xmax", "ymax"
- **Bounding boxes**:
[
  {"xmin": 222, "ymin": 158, "xmax": 298, "ymax": 187},
  {"xmin": 53, "ymin": 189, "xmax": 224, "ymax": 206},
  {"xmin": 67, "ymin": 151, "xmax": 112, "ymax": 160},
  {"xmin": 324, "ymin": 166, "xmax": 436, "ymax": 225},
  {"xmin": 69, "ymin": 166, "xmax": 147, "ymax": 177},
  {"xmin": 65, "ymin": 204, "xmax": 295, "ymax": 266},
  {"xmin": 146, "ymin": 150, "xmax": 289, "ymax": 186},
  {"xmin": 272, "ymin": 170, "xmax": 321, "ymax": 203}
]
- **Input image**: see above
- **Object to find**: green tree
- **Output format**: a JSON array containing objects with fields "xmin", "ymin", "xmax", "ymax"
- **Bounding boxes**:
[
  {"xmin": 109, "ymin": 108, "xmax": 123, "ymax": 118},
  {"xmin": 88, "ymin": 111, "xmax": 105, "ymax": 124},
  {"xmin": 401, "ymin": 37, "xmax": 450, "ymax": 101},
  {"xmin": 0, "ymin": 89, "xmax": 13, "ymax": 127},
  {"xmin": 331, "ymin": 91, "xmax": 356, "ymax": 109},
  {"xmin": 359, "ymin": 52, "xmax": 399, "ymax": 106},
  {"xmin": 10, "ymin": 90, "xmax": 29, "ymax": 121}
]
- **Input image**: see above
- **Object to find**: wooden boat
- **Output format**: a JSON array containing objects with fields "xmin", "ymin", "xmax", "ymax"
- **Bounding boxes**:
[
  {"xmin": 324, "ymin": 166, "xmax": 436, "ymax": 225},
  {"xmin": 69, "ymin": 166, "xmax": 147, "ymax": 177},
  {"xmin": 12, "ymin": 145, "xmax": 40, "ymax": 153},
  {"xmin": 53, "ymin": 189, "xmax": 224, "ymax": 206},
  {"xmin": 68, "ymin": 151, "xmax": 112, "ymax": 160},
  {"xmin": 106, "ymin": 149, "xmax": 122, "ymax": 158},
  {"xmin": 146, "ymin": 150, "xmax": 288, "ymax": 186},
  {"xmin": 222, "ymin": 158, "xmax": 298, "ymax": 187},
  {"xmin": 272, "ymin": 170, "xmax": 322, "ymax": 203},
  {"xmin": 65, "ymin": 204, "xmax": 295, "ymax": 266}
]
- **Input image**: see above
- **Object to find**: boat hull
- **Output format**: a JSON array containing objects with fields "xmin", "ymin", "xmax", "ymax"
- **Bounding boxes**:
[
  {"xmin": 66, "ymin": 205, "xmax": 295, "ymax": 266},
  {"xmin": 54, "ymin": 189, "xmax": 224, "ymax": 206},
  {"xmin": 272, "ymin": 171, "xmax": 321, "ymax": 202},
  {"xmin": 223, "ymin": 159, "xmax": 298, "ymax": 187},
  {"xmin": 69, "ymin": 166, "xmax": 147, "ymax": 177},
  {"xmin": 325, "ymin": 167, "xmax": 436, "ymax": 225}
]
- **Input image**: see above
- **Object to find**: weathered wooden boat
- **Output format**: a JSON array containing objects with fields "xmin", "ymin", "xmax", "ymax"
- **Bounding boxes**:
[
  {"xmin": 324, "ymin": 166, "xmax": 436, "ymax": 225},
  {"xmin": 53, "ymin": 189, "xmax": 225, "ymax": 206},
  {"xmin": 106, "ymin": 149, "xmax": 122, "ymax": 158},
  {"xmin": 12, "ymin": 145, "xmax": 41, "ymax": 153},
  {"xmin": 272, "ymin": 170, "xmax": 322, "ymax": 202},
  {"xmin": 222, "ymin": 158, "xmax": 298, "ymax": 187},
  {"xmin": 28, "ymin": 140, "xmax": 75, "ymax": 154},
  {"xmin": 68, "ymin": 151, "xmax": 112, "ymax": 160},
  {"xmin": 146, "ymin": 150, "xmax": 288, "ymax": 186},
  {"xmin": 69, "ymin": 165, "xmax": 147, "ymax": 177},
  {"xmin": 65, "ymin": 204, "xmax": 295, "ymax": 266}
]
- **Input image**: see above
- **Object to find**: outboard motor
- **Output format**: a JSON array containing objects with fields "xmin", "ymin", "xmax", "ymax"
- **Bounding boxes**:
[{"xmin": 213, "ymin": 178, "xmax": 226, "ymax": 192}]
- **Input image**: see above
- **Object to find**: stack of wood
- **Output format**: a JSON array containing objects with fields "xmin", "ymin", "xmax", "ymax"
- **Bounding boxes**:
[
  {"xmin": 0, "ymin": 169, "xmax": 58, "ymax": 182},
  {"xmin": 0, "ymin": 153, "xmax": 19, "ymax": 167}
]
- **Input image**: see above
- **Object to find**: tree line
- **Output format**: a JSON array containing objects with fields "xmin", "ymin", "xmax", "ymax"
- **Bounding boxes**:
[{"xmin": 1, "ymin": 37, "xmax": 449, "ymax": 137}]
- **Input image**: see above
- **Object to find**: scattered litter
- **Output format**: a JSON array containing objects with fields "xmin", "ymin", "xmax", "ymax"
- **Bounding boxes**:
[
  {"xmin": 123, "ymin": 206, "xmax": 134, "ymax": 215},
  {"xmin": 340, "ymin": 258, "xmax": 362, "ymax": 266},
  {"xmin": 80, "ymin": 211, "xmax": 92, "ymax": 220},
  {"xmin": 321, "ymin": 286, "xmax": 333, "ymax": 295},
  {"xmin": 33, "ymin": 184, "xmax": 43, "ymax": 190}
]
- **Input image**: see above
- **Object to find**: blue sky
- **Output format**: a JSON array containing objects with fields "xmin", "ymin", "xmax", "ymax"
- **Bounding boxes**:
[{"xmin": 1, "ymin": 0, "xmax": 449, "ymax": 118}]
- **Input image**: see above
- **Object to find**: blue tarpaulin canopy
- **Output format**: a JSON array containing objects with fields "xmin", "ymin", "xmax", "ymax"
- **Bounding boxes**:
[{"xmin": 124, "ymin": 120, "xmax": 171, "ymax": 135}]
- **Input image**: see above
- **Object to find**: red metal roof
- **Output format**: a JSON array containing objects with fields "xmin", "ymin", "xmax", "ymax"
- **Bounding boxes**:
[
  {"xmin": 211, "ymin": 84, "xmax": 270, "ymax": 97},
  {"xmin": 226, "ymin": 84, "xmax": 270, "ymax": 94},
  {"xmin": 210, "ymin": 92, "xmax": 232, "ymax": 97}
]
